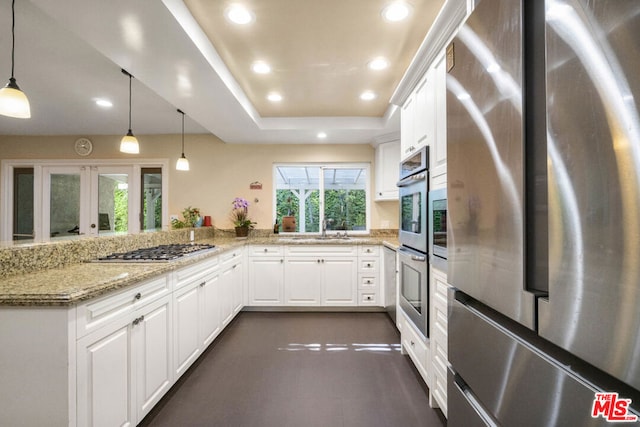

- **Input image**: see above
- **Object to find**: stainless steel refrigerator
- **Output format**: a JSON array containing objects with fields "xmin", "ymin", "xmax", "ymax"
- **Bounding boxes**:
[{"xmin": 447, "ymin": 0, "xmax": 640, "ymax": 425}]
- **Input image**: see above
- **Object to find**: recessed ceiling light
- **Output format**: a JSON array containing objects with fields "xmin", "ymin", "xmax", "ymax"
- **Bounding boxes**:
[
  {"xmin": 360, "ymin": 91, "xmax": 377, "ymax": 101},
  {"xmin": 382, "ymin": 2, "xmax": 411, "ymax": 22},
  {"xmin": 95, "ymin": 99, "xmax": 113, "ymax": 108},
  {"xmin": 368, "ymin": 57, "xmax": 389, "ymax": 71},
  {"xmin": 252, "ymin": 61, "xmax": 271, "ymax": 74},
  {"xmin": 317, "ymin": 132, "xmax": 327, "ymax": 139},
  {"xmin": 225, "ymin": 4, "xmax": 255, "ymax": 25},
  {"xmin": 267, "ymin": 92, "xmax": 283, "ymax": 102}
]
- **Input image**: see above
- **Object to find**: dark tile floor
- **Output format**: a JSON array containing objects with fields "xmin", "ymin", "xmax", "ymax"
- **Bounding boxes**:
[{"xmin": 140, "ymin": 311, "xmax": 446, "ymax": 427}]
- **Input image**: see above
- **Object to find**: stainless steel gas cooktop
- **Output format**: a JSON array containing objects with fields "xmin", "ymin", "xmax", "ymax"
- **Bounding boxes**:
[{"xmin": 95, "ymin": 243, "xmax": 217, "ymax": 262}]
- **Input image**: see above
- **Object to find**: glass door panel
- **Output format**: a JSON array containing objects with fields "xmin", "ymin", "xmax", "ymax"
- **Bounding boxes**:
[
  {"xmin": 141, "ymin": 168, "xmax": 162, "ymax": 231},
  {"xmin": 97, "ymin": 173, "xmax": 129, "ymax": 234},
  {"xmin": 13, "ymin": 168, "xmax": 34, "ymax": 241},
  {"xmin": 43, "ymin": 166, "xmax": 89, "ymax": 240}
]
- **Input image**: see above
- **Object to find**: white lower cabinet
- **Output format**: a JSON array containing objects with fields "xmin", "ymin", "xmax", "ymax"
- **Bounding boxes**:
[
  {"xmin": 429, "ymin": 265, "xmax": 450, "ymax": 417},
  {"xmin": 220, "ymin": 249, "xmax": 244, "ymax": 326},
  {"xmin": 248, "ymin": 245, "xmax": 284, "ymax": 305},
  {"xmin": 399, "ymin": 308, "xmax": 430, "ymax": 387},
  {"xmin": 77, "ymin": 291, "xmax": 173, "ymax": 427},
  {"xmin": 322, "ymin": 257, "xmax": 358, "ymax": 305},
  {"xmin": 284, "ymin": 257, "xmax": 322, "ymax": 305}
]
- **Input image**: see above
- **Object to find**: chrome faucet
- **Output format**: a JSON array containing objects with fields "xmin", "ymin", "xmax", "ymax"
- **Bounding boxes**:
[{"xmin": 321, "ymin": 219, "xmax": 327, "ymax": 237}]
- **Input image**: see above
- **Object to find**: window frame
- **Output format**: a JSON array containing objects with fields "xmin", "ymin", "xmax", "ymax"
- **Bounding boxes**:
[{"xmin": 273, "ymin": 162, "xmax": 371, "ymax": 235}]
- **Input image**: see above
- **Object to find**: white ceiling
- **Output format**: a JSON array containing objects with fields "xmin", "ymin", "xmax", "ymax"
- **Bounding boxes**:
[{"xmin": 0, "ymin": 0, "xmax": 443, "ymax": 144}]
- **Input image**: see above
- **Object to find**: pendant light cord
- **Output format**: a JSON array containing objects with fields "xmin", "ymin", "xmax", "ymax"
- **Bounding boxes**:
[
  {"xmin": 178, "ymin": 109, "xmax": 185, "ymax": 154},
  {"xmin": 10, "ymin": 0, "xmax": 16, "ymax": 78},
  {"xmin": 128, "ymin": 73, "xmax": 132, "ymax": 131}
]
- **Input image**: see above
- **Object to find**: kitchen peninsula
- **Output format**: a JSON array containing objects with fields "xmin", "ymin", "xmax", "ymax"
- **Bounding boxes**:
[{"xmin": 0, "ymin": 228, "xmax": 398, "ymax": 426}]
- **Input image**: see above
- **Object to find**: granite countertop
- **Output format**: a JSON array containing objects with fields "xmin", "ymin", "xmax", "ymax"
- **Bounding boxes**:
[{"xmin": 0, "ymin": 235, "xmax": 398, "ymax": 307}]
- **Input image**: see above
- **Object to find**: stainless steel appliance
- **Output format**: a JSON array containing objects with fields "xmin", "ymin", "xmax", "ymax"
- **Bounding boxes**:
[
  {"xmin": 96, "ymin": 243, "xmax": 217, "ymax": 262},
  {"xmin": 447, "ymin": 0, "xmax": 640, "ymax": 425},
  {"xmin": 428, "ymin": 187, "xmax": 447, "ymax": 271},
  {"xmin": 397, "ymin": 146, "xmax": 430, "ymax": 336},
  {"xmin": 397, "ymin": 245, "xmax": 428, "ymax": 337},
  {"xmin": 397, "ymin": 147, "xmax": 428, "ymax": 253},
  {"xmin": 383, "ymin": 246, "xmax": 398, "ymax": 327}
]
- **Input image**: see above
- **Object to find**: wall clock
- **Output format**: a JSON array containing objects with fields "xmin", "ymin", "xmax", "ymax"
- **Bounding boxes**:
[{"xmin": 74, "ymin": 138, "xmax": 93, "ymax": 156}]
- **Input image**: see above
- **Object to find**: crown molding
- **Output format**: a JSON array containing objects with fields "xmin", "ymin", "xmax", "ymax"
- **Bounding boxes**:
[{"xmin": 390, "ymin": 0, "xmax": 470, "ymax": 106}]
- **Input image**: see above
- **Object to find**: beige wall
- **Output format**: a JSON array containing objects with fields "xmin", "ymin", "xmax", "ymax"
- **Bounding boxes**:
[{"xmin": 0, "ymin": 134, "xmax": 398, "ymax": 230}]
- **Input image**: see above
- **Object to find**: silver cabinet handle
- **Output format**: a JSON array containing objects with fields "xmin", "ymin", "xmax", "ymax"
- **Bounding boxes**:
[
  {"xmin": 132, "ymin": 315, "xmax": 145, "ymax": 326},
  {"xmin": 264, "ymin": 248, "xmax": 268, "ymax": 252},
  {"xmin": 134, "ymin": 292, "xmax": 141, "ymax": 300},
  {"xmin": 200, "ymin": 281, "xmax": 206, "ymax": 287}
]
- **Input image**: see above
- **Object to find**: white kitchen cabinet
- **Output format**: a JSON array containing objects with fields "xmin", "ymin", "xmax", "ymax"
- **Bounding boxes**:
[
  {"xmin": 220, "ymin": 248, "xmax": 244, "ymax": 326},
  {"xmin": 284, "ymin": 257, "xmax": 322, "ymax": 305},
  {"xmin": 399, "ymin": 308, "xmax": 430, "ymax": 387},
  {"xmin": 401, "ymin": 94, "xmax": 415, "ymax": 158},
  {"xmin": 374, "ymin": 139, "xmax": 401, "ymax": 201},
  {"xmin": 283, "ymin": 245, "xmax": 358, "ymax": 306},
  {"xmin": 429, "ymin": 265, "xmax": 451, "ymax": 417},
  {"xmin": 173, "ymin": 258, "xmax": 220, "ymax": 377},
  {"xmin": 322, "ymin": 257, "xmax": 358, "ymax": 305},
  {"xmin": 431, "ymin": 50, "xmax": 448, "ymax": 189},
  {"xmin": 357, "ymin": 245, "xmax": 381, "ymax": 306},
  {"xmin": 400, "ymin": 74, "xmax": 432, "ymax": 160},
  {"xmin": 77, "ymin": 290, "xmax": 173, "ymax": 426},
  {"xmin": 248, "ymin": 246, "xmax": 284, "ymax": 305}
]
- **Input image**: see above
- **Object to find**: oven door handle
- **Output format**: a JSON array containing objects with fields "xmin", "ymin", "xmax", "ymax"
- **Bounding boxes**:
[
  {"xmin": 398, "ymin": 247, "xmax": 427, "ymax": 262},
  {"xmin": 396, "ymin": 172, "xmax": 426, "ymax": 187}
]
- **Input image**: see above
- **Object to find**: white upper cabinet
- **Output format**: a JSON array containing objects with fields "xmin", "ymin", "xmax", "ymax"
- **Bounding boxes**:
[
  {"xmin": 374, "ymin": 139, "xmax": 401, "ymax": 201},
  {"xmin": 401, "ymin": 73, "xmax": 434, "ymax": 160},
  {"xmin": 431, "ymin": 50, "xmax": 448, "ymax": 190}
]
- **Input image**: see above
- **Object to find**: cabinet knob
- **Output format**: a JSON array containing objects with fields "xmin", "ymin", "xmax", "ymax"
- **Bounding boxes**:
[
  {"xmin": 366, "ymin": 280, "xmax": 372, "ymax": 284},
  {"xmin": 264, "ymin": 248, "xmax": 268, "ymax": 253},
  {"xmin": 134, "ymin": 292, "xmax": 141, "ymax": 300},
  {"xmin": 317, "ymin": 259, "xmax": 320, "ymax": 263},
  {"xmin": 366, "ymin": 263, "xmax": 372, "ymax": 268},
  {"xmin": 280, "ymin": 259, "xmax": 283, "ymax": 263},
  {"xmin": 366, "ymin": 296, "xmax": 372, "ymax": 300},
  {"xmin": 410, "ymin": 340, "xmax": 415, "ymax": 346},
  {"xmin": 200, "ymin": 281, "xmax": 206, "ymax": 287}
]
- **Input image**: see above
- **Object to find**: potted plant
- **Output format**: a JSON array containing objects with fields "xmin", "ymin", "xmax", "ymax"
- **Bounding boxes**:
[
  {"xmin": 282, "ymin": 196, "xmax": 296, "ymax": 232},
  {"xmin": 230, "ymin": 197, "xmax": 256, "ymax": 237},
  {"xmin": 171, "ymin": 206, "xmax": 201, "ymax": 228}
]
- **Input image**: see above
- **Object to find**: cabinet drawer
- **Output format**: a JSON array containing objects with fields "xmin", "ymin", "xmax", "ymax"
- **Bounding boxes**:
[
  {"xmin": 249, "ymin": 245, "xmax": 283, "ymax": 257},
  {"xmin": 359, "ymin": 258, "xmax": 379, "ymax": 272},
  {"xmin": 221, "ymin": 248, "xmax": 243, "ymax": 265},
  {"xmin": 174, "ymin": 257, "xmax": 219, "ymax": 289},
  {"xmin": 358, "ymin": 273, "xmax": 378, "ymax": 290},
  {"xmin": 358, "ymin": 245, "xmax": 380, "ymax": 257},
  {"xmin": 76, "ymin": 275, "xmax": 170, "ymax": 338},
  {"xmin": 358, "ymin": 290, "xmax": 378, "ymax": 306},
  {"xmin": 285, "ymin": 245, "xmax": 356, "ymax": 257},
  {"xmin": 400, "ymin": 311, "xmax": 429, "ymax": 384}
]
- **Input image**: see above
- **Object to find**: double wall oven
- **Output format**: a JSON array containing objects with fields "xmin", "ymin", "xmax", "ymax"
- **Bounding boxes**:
[{"xmin": 397, "ymin": 147, "xmax": 429, "ymax": 337}]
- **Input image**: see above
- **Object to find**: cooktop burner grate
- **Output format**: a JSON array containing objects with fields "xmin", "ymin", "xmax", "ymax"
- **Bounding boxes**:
[{"xmin": 96, "ymin": 243, "xmax": 217, "ymax": 262}]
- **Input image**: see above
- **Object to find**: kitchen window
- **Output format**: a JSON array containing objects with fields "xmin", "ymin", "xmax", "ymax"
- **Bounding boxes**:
[
  {"xmin": 1, "ymin": 159, "xmax": 168, "ymax": 242},
  {"xmin": 274, "ymin": 164, "xmax": 370, "ymax": 234}
]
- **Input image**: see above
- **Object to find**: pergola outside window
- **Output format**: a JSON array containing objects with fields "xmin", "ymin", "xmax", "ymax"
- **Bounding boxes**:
[{"xmin": 274, "ymin": 164, "xmax": 370, "ymax": 234}]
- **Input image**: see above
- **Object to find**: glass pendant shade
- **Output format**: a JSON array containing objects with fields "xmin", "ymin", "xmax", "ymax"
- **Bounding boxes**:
[
  {"xmin": 176, "ymin": 154, "xmax": 190, "ymax": 171},
  {"xmin": 120, "ymin": 129, "xmax": 140, "ymax": 154},
  {"xmin": 1, "ymin": 0, "xmax": 30, "ymax": 119},
  {"xmin": 0, "ymin": 78, "xmax": 30, "ymax": 118}
]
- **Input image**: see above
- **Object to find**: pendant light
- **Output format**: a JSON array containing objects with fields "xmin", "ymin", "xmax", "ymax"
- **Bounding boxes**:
[
  {"xmin": 176, "ymin": 109, "xmax": 190, "ymax": 171},
  {"xmin": 120, "ymin": 69, "xmax": 139, "ymax": 154},
  {"xmin": 0, "ymin": 0, "xmax": 31, "ymax": 119}
]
